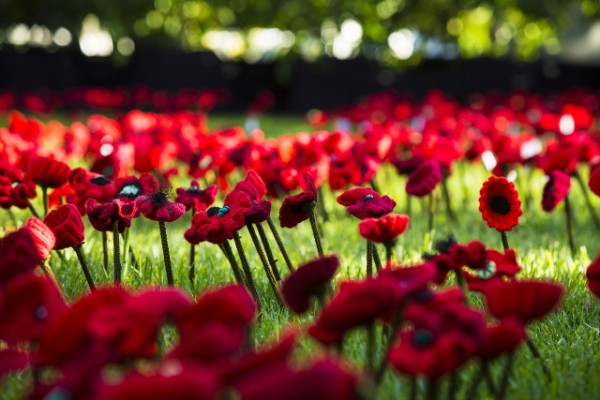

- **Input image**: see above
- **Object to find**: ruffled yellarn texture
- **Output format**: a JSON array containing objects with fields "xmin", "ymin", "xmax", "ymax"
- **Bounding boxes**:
[
  {"xmin": 25, "ymin": 156, "xmax": 71, "ymax": 189},
  {"xmin": 24, "ymin": 218, "xmax": 56, "ymax": 259},
  {"xmin": 336, "ymin": 187, "xmax": 396, "ymax": 220},
  {"xmin": 542, "ymin": 170, "xmax": 571, "ymax": 212},
  {"xmin": 174, "ymin": 181, "xmax": 218, "ymax": 212},
  {"xmin": 405, "ymin": 160, "xmax": 442, "ymax": 197},
  {"xmin": 358, "ymin": 214, "xmax": 410, "ymax": 243},
  {"xmin": 44, "ymin": 204, "xmax": 85, "ymax": 249},
  {"xmin": 136, "ymin": 192, "xmax": 186, "ymax": 223},
  {"xmin": 478, "ymin": 176, "xmax": 522, "ymax": 232},
  {"xmin": 279, "ymin": 173, "xmax": 317, "ymax": 228}
]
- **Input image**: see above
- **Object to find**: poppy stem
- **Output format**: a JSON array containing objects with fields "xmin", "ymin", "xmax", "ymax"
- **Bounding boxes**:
[
  {"xmin": 526, "ymin": 337, "xmax": 552, "ymax": 381},
  {"xmin": 188, "ymin": 209, "xmax": 196, "ymax": 283},
  {"xmin": 247, "ymin": 224, "xmax": 283, "ymax": 308},
  {"xmin": 375, "ymin": 311, "xmax": 403, "ymax": 384},
  {"xmin": 366, "ymin": 323, "xmax": 376, "ymax": 373},
  {"xmin": 465, "ymin": 361, "xmax": 485, "ymax": 400},
  {"xmin": 495, "ymin": 352, "xmax": 515, "ymax": 400},
  {"xmin": 427, "ymin": 380, "xmax": 438, "ymax": 400},
  {"xmin": 73, "ymin": 243, "xmax": 96, "ymax": 291},
  {"xmin": 574, "ymin": 170, "xmax": 600, "ymax": 230},
  {"xmin": 28, "ymin": 203, "xmax": 41, "ymax": 219},
  {"xmin": 409, "ymin": 377, "xmax": 418, "ymax": 400},
  {"xmin": 113, "ymin": 220, "xmax": 121, "ymax": 284},
  {"xmin": 220, "ymin": 241, "xmax": 246, "ymax": 286},
  {"xmin": 233, "ymin": 231, "xmax": 261, "ymax": 307},
  {"xmin": 366, "ymin": 240, "xmax": 373, "ymax": 278},
  {"xmin": 483, "ymin": 361, "xmax": 497, "ymax": 395},
  {"xmin": 372, "ymin": 243, "xmax": 382, "ymax": 272},
  {"xmin": 256, "ymin": 222, "xmax": 281, "ymax": 281},
  {"xmin": 454, "ymin": 269, "xmax": 469, "ymax": 304},
  {"xmin": 308, "ymin": 207, "xmax": 324, "ymax": 257},
  {"xmin": 441, "ymin": 175, "xmax": 457, "ymax": 223},
  {"xmin": 159, "ymin": 221, "xmax": 175, "ymax": 286},
  {"xmin": 42, "ymin": 185, "xmax": 48, "ymax": 216},
  {"xmin": 500, "ymin": 231, "xmax": 510, "ymax": 251},
  {"xmin": 317, "ymin": 186, "xmax": 329, "ymax": 222},
  {"xmin": 428, "ymin": 194, "xmax": 435, "ymax": 232},
  {"xmin": 102, "ymin": 231, "xmax": 109, "ymax": 273},
  {"xmin": 267, "ymin": 216, "xmax": 294, "ymax": 272},
  {"xmin": 447, "ymin": 373, "xmax": 458, "ymax": 400},
  {"xmin": 564, "ymin": 194, "xmax": 576, "ymax": 257}
]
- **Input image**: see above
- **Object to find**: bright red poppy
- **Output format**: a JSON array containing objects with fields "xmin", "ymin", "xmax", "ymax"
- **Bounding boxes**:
[
  {"xmin": 479, "ymin": 176, "xmax": 522, "ymax": 232},
  {"xmin": 358, "ymin": 214, "xmax": 410, "ymax": 244}
]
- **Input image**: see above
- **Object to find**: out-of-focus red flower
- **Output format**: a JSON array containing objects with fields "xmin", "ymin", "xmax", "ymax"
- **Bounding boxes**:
[
  {"xmin": 0, "ymin": 273, "xmax": 67, "ymax": 344},
  {"xmin": 449, "ymin": 241, "xmax": 487, "ymax": 271},
  {"xmin": 479, "ymin": 176, "xmax": 522, "ymax": 232},
  {"xmin": 281, "ymin": 256, "xmax": 339, "ymax": 314},
  {"xmin": 481, "ymin": 280, "xmax": 564, "ymax": 323},
  {"xmin": 463, "ymin": 249, "xmax": 521, "ymax": 291},
  {"xmin": 589, "ymin": 165, "xmax": 600, "ymax": 198},
  {"xmin": 0, "ymin": 349, "xmax": 29, "ymax": 380},
  {"xmin": 235, "ymin": 359, "xmax": 357, "ymax": 400},
  {"xmin": 358, "ymin": 214, "xmax": 409, "ymax": 244},
  {"xmin": 405, "ymin": 160, "xmax": 443, "ymax": 197},
  {"xmin": 25, "ymin": 156, "xmax": 71, "ymax": 189},
  {"xmin": 586, "ymin": 254, "xmax": 600, "ymax": 299},
  {"xmin": 542, "ymin": 170, "xmax": 571, "ymax": 212},
  {"xmin": 23, "ymin": 217, "xmax": 56, "ymax": 259},
  {"xmin": 136, "ymin": 192, "xmax": 186, "ymax": 223},
  {"xmin": 68, "ymin": 168, "xmax": 117, "ymax": 214},
  {"xmin": 279, "ymin": 173, "xmax": 318, "ymax": 228},
  {"xmin": 175, "ymin": 181, "xmax": 218, "ymax": 212},
  {"xmin": 0, "ymin": 165, "xmax": 37, "ymax": 210},
  {"xmin": 479, "ymin": 318, "xmax": 526, "ymax": 361},
  {"xmin": 44, "ymin": 204, "xmax": 85, "ymax": 250},
  {"xmin": 0, "ymin": 228, "xmax": 42, "ymax": 287},
  {"xmin": 337, "ymin": 187, "xmax": 396, "ymax": 220}
]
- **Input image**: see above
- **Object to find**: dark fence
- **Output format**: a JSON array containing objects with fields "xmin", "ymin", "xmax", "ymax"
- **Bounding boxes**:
[{"xmin": 1, "ymin": 47, "xmax": 600, "ymax": 112}]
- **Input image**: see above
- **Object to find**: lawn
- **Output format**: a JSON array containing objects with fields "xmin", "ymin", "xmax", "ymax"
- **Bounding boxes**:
[{"xmin": 2, "ymin": 114, "xmax": 600, "ymax": 399}]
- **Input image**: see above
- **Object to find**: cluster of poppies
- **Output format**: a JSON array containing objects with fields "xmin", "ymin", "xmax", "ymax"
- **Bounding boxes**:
[
  {"xmin": 2, "ymin": 86, "xmax": 600, "ymax": 399},
  {"xmin": 0, "ymin": 87, "xmax": 230, "ymax": 113}
]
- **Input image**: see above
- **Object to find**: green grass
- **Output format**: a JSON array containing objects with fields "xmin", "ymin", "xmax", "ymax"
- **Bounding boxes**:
[{"xmin": 2, "ymin": 115, "xmax": 600, "ymax": 399}]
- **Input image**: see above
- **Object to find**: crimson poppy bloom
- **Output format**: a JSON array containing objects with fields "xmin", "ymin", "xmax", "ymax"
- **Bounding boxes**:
[
  {"xmin": 0, "ymin": 273, "xmax": 67, "ymax": 344},
  {"xmin": 281, "ymin": 256, "xmax": 339, "ymax": 314},
  {"xmin": 586, "ymin": 255, "xmax": 600, "ymax": 299},
  {"xmin": 136, "ymin": 192, "xmax": 186, "ymax": 223},
  {"xmin": 85, "ymin": 197, "xmax": 136, "ymax": 233},
  {"xmin": 0, "ymin": 228, "xmax": 42, "ymax": 287},
  {"xmin": 481, "ymin": 280, "xmax": 564, "ymax": 323},
  {"xmin": 235, "ymin": 359, "xmax": 357, "ymax": 400},
  {"xmin": 542, "ymin": 170, "xmax": 571, "ymax": 212},
  {"xmin": 25, "ymin": 156, "xmax": 71, "ymax": 189},
  {"xmin": 184, "ymin": 191, "xmax": 252, "ymax": 245},
  {"xmin": 358, "ymin": 214, "xmax": 410, "ymax": 244},
  {"xmin": 377, "ymin": 263, "xmax": 436, "ymax": 298},
  {"xmin": 44, "ymin": 204, "xmax": 85, "ymax": 250},
  {"xmin": 24, "ymin": 217, "xmax": 56, "ymax": 259},
  {"xmin": 308, "ymin": 277, "xmax": 406, "ymax": 345},
  {"xmin": 479, "ymin": 176, "xmax": 522, "ymax": 232},
  {"xmin": 279, "ymin": 174, "xmax": 317, "ymax": 228},
  {"xmin": 175, "ymin": 181, "xmax": 218, "ymax": 212},
  {"xmin": 449, "ymin": 241, "xmax": 487, "ymax": 271},
  {"xmin": 336, "ymin": 187, "xmax": 396, "ymax": 220},
  {"xmin": 463, "ymin": 249, "xmax": 521, "ymax": 292},
  {"xmin": 405, "ymin": 160, "xmax": 443, "ymax": 197},
  {"xmin": 479, "ymin": 318, "xmax": 526, "ymax": 361},
  {"xmin": 68, "ymin": 167, "xmax": 117, "ymax": 215},
  {"xmin": 0, "ymin": 165, "xmax": 37, "ymax": 210}
]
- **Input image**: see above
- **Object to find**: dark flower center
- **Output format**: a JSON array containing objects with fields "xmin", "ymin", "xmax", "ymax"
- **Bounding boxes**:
[
  {"xmin": 413, "ymin": 328, "xmax": 435, "ymax": 348},
  {"xmin": 90, "ymin": 176, "xmax": 113, "ymax": 186},
  {"xmin": 119, "ymin": 184, "xmax": 141, "ymax": 199},
  {"xmin": 474, "ymin": 261, "xmax": 496, "ymax": 279},
  {"xmin": 207, "ymin": 206, "xmax": 221, "ymax": 217},
  {"xmin": 411, "ymin": 290, "xmax": 434, "ymax": 303},
  {"xmin": 434, "ymin": 235, "xmax": 457, "ymax": 254},
  {"xmin": 218, "ymin": 206, "xmax": 230, "ymax": 217},
  {"xmin": 361, "ymin": 194, "xmax": 375, "ymax": 202},
  {"xmin": 188, "ymin": 186, "xmax": 200, "ymax": 193},
  {"xmin": 490, "ymin": 195, "xmax": 511, "ymax": 215},
  {"xmin": 151, "ymin": 192, "xmax": 168, "ymax": 206},
  {"xmin": 35, "ymin": 306, "xmax": 48, "ymax": 320}
]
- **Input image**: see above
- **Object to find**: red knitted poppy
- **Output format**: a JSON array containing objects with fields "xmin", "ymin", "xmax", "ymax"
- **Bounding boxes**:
[
  {"xmin": 44, "ymin": 204, "xmax": 85, "ymax": 249},
  {"xmin": 478, "ymin": 176, "xmax": 522, "ymax": 232},
  {"xmin": 25, "ymin": 156, "xmax": 71, "ymax": 188},
  {"xmin": 358, "ymin": 214, "xmax": 410, "ymax": 243},
  {"xmin": 542, "ymin": 170, "xmax": 571, "ymax": 212},
  {"xmin": 405, "ymin": 160, "xmax": 443, "ymax": 197},
  {"xmin": 24, "ymin": 217, "xmax": 56, "ymax": 259}
]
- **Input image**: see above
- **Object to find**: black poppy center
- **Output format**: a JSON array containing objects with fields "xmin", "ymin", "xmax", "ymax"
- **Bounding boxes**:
[
  {"xmin": 413, "ymin": 328, "xmax": 435, "ymax": 348},
  {"xmin": 207, "ymin": 206, "xmax": 221, "ymax": 217},
  {"xmin": 90, "ymin": 176, "xmax": 113, "ymax": 186},
  {"xmin": 490, "ymin": 195, "xmax": 511, "ymax": 215},
  {"xmin": 151, "ymin": 192, "xmax": 168, "ymax": 206}
]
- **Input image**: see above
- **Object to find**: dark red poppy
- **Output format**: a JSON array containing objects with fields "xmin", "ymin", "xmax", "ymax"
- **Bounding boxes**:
[
  {"xmin": 184, "ymin": 191, "xmax": 252, "ymax": 245},
  {"xmin": 0, "ymin": 228, "xmax": 42, "ymax": 287},
  {"xmin": 0, "ymin": 176, "xmax": 10, "ymax": 203},
  {"xmin": 542, "ymin": 170, "xmax": 571, "ymax": 212},
  {"xmin": 234, "ymin": 170, "xmax": 268, "ymax": 201},
  {"xmin": 24, "ymin": 217, "xmax": 56, "ymax": 259},
  {"xmin": 43, "ymin": 204, "xmax": 85, "ymax": 250},
  {"xmin": 0, "ymin": 165, "xmax": 37, "ymax": 209},
  {"xmin": 337, "ymin": 187, "xmax": 396, "ymax": 219},
  {"xmin": 0, "ymin": 273, "xmax": 67, "ymax": 344},
  {"xmin": 279, "ymin": 173, "xmax": 317, "ymax": 228},
  {"xmin": 589, "ymin": 164, "xmax": 600, "ymax": 198},
  {"xmin": 358, "ymin": 214, "xmax": 410, "ymax": 244},
  {"xmin": 25, "ymin": 156, "xmax": 71, "ymax": 189},
  {"xmin": 0, "ymin": 349, "xmax": 29, "ymax": 379},
  {"xmin": 68, "ymin": 167, "xmax": 117, "ymax": 214},
  {"xmin": 481, "ymin": 280, "xmax": 564, "ymax": 323},
  {"xmin": 114, "ymin": 173, "xmax": 159, "ymax": 200},
  {"xmin": 479, "ymin": 175, "xmax": 522, "ymax": 232},
  {"xmin": 281, "ymin": 256, "xmax": 339, "ymax": 314},
  {"xmin": 136, "ymin": 192, "xmax": 186, "ymax": 223},
  {"xmin": 405, "ymin": 160, "xmax": 442, "ymax": 197},
  {"xmin": 463, "ymin": 249, "xmax": 521, "ymax": 291},
  {"xmin": 586, "ymin": 255, "xmax": 600, "ymax": 299},
  {"xmin": 174, "ymin": 181, "xmax": 218, "ymax": 212},
  {"xmin": 377, "ymin": 263, "xmax": 436, "ymax": 298},
  {"xmin": 95, "ymin": 367, "xmax": 220, "ymax": 400},
  {"xmin": 308, "ymin": 277, "xmax": 406, "ymax": 345},
  {"xmin": 479, "ymin": 318, "xmax": 526, "ymax": 361},
  {"xmin": 85, "ymin": 197, "xmax": 135, "ymax": 233},
  {"xmin": 449, "ymin": 240, "xmax": 487, "ymax": 271}
]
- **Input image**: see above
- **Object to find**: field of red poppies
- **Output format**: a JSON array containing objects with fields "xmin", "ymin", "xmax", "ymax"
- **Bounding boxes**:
[{"xmin": 1, "ymin": 89, "xmax": 600, "ymax": 399}]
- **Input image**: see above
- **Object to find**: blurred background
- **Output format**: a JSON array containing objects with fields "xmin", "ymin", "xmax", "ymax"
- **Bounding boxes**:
[{"xmin": 1, "ymin": 0, "xmax": 600, "ymax": 112}]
